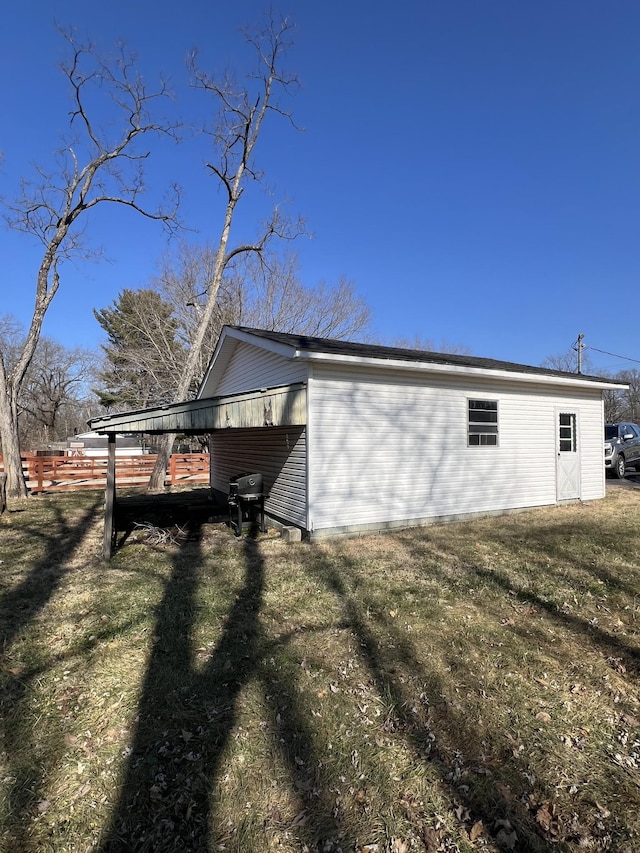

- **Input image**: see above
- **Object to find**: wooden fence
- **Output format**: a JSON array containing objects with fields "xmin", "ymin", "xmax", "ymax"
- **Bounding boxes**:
[{"xmin": 0, "ymin": 453, "xmax": 210, "ymax": 493}]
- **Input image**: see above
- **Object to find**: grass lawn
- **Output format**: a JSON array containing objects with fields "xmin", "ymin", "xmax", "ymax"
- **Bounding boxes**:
[{"xmin": 1, "ymin": 487, "xmax": 640, "ymax": 852}]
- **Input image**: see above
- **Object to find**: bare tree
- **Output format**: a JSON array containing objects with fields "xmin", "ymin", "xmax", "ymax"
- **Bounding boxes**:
[
  {"xmin": 0, "ymin": 30, "xmax": 179, "ymax": 497},
  {"xmin": 18, "ymin": 339, "xmax": 95, "ymax": 448},
  {"xmin": 540, "ymin": 349, "xmax": 595, "ymax": 375},
  {"xmin": 540, "ymin": 350, "xmax": 639, "ymax": 422},
  {"xmin": 602, "ymin": 387, "xmax": 625, "ymax": 423},
  {"xmin": 613, "ymin": 369, "xmax": 640, "ymax": 423},
  {"xmin": 225, "ymin": 252, "xmax": 372, "ymax": 340},
  {"xmin": 152, "ymin": 243, "xmax": 237, "ymax": 397},
  {"xmin": 150, "ymin": 245, "xmax": 371, "ymax": 387},
  {"xmin": 389, "ymin": 334, "xmax": 471, "ymax": 355},
  {"xmin": 147, "ymin": 15, "xmax": 304, "ymax": 491}
]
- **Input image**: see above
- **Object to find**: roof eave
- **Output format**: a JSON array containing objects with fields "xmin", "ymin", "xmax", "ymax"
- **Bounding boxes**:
[{"xmin": 294, "ymin": 350, "xmax": 626, "ymax": 390}]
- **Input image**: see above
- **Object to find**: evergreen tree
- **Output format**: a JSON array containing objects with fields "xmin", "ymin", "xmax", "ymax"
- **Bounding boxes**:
[{"xmin": 93, "ymin": 289, "xmax": 184, "ymax": 410}]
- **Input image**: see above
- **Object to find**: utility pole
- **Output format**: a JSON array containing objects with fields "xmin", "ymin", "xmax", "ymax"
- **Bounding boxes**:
[{"xmin": 572, "ymin": 333, "xmax": 585, "ymax": 374}]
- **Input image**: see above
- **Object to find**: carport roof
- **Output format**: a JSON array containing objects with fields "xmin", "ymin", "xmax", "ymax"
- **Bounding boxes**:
[{"xmin": 88, "ymin": 382, "xmax": 307, "ymax": 435}]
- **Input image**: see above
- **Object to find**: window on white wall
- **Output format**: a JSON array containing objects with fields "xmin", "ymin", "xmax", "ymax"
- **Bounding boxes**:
[
  {"xmin": 558, "ymin": 412, "xmax": 577, "ymax": 452},
  {"xmin": 468, "ymin": 399, "xmax": 498, "ymax": 446}
]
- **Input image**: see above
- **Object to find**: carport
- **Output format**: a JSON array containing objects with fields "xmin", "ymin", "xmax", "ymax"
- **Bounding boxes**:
[{"xmin": 89, "ymin": 383, "xmax": 307, "ymax": 558}]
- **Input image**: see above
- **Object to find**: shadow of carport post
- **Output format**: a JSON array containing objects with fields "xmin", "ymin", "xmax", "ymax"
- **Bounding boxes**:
[{"xmin": 103, "ymin": 433, "xmax": 116, "ymax": 559}]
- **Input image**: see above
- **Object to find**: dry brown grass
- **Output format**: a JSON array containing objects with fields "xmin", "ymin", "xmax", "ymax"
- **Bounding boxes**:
[{"xmin": 1, "ymin": 487, "xmax": 640, "ymax": 852}]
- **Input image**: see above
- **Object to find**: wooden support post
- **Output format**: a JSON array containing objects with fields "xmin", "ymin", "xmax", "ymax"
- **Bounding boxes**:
[
  {"xmin": 103, "ymin": 434, "xmax": 116, "ymax": 560},
  {"xmin": 0, "ymin": 473, "xmax": 7, "ymax": 515}
]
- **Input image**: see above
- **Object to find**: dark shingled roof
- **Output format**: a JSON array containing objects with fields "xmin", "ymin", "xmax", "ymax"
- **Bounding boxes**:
[{"xmin": 230, "ymin": 327, "xmax": 613, "ymax": 384}]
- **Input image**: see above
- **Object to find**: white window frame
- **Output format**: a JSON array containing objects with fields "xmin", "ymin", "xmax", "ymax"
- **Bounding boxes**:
[
  {"xmin": 558, "ymin": 411, "xmax": 578, "ymax": 453},
  {"xmin": 468, "ymin": 398, "xmax": 499, "ymax": 447}
]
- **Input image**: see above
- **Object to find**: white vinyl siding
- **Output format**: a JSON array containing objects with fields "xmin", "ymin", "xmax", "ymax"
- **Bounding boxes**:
[
  {"xmin": 212, "ymin": 342, "xmax": 307, "ymax": 397},
  {"xmin": 210, "ymin": 426, "xmax": 307, "ymax": 527},
  {"xmin": 307, "ymin": 365, "xmax": 605, "ymax": 535}
]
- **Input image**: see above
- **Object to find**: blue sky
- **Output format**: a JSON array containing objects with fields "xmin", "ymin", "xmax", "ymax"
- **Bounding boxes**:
[{"xmin": 1, "ymin": 1, "xmax": 639, "ymax": 373}]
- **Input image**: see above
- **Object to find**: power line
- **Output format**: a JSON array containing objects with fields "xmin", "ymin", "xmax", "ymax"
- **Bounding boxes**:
[{"xmin": 585, "ymin": 345, "xmax": 640, "ymax": 367}]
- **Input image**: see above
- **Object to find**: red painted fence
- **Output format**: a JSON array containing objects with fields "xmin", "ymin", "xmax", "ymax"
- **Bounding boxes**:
[{"xmin": 0, "ymin": 453, "xmax": 210, "ymax": 493}]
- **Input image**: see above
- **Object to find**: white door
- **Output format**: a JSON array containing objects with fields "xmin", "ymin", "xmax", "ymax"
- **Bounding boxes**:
[{"xmin": 556, "ymin": 410, "xmax": 581, "ymax": 500}]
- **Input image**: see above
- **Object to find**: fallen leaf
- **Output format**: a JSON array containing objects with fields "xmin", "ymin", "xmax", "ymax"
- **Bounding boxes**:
[
  {"xmin": 495, "ymin": 782, "xmax": 514, "ymax": 802},
  {"xmin": 37, "ymin": 799, "xmax": 50, "ymax": 814},
  {"xmin": 622, "ymin": 713, "xmax": 639, "ymax": 727},
  {"xmin": 389, "ymin": 610, "xmax": 398, "ymax": 617},
  {"xmin": 470, "ymin": 820, "xmax": 483, "ymax": 842},
  {"xmin": 422, "ymin": 826, "xmax": 441, "ymax": 852},
  {"xmin": 388, "ymin": 839, "xmax": 408, "ymax": 853},
  {"xmin": 536, "ymin": 802, "xmax": 554, "ymax": 832},
  {"xmin": 290, "ymin": 810, "xmax": 308, "ymax": 827},
  {"xmin": 354, "ymin": 788, "xmax": 368, "ymax": 805},
  {"xmin": 536, "ymin": 711, "xmax": 552, "ymax": 722},
  {"xmin": 358, "ymin": 845, "xmax": 379, "ymax": 853},
  {"xmin": 455, "ymin": 804, "xmax": 470, "ymax": 822}
]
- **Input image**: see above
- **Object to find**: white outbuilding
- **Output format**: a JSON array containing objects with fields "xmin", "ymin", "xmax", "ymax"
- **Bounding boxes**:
[
  {"xmin": 200, "ymin": 326, "xmax": 620, "ymax": 538},
  {"xmin": 90, "ymin": 326, "xmax": 624, "ymax": 545}
]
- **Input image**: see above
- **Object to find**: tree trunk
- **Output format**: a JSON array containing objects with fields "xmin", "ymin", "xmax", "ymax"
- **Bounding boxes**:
[
  {"xmin": 147, "ymin": 433, "xmax": 174, "ymax": 493},
  {"xmin": 145, "ymin": 18, "xmax": 295, "ymax": 493},
  {"xmin": 0, "ymin": 382, "xmax": 28, "ymax": 498}
]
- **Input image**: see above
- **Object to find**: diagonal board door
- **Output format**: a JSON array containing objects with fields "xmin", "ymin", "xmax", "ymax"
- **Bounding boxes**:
[{"xmin": 556, "ymin": 410, "xmax": 581, "ymax": 500}]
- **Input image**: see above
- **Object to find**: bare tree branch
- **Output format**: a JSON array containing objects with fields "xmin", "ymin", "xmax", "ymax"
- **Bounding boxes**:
[
  {"xmin": 0, "ymin": 29, "xmax": 181, "ymax": 497},
  {"xmin": 148, "ymin": 14, "xmax": 304, "ymax": 496},
  {"xmin": 132, "ymin": 245, "xmax": 371, "ymax": 403}
]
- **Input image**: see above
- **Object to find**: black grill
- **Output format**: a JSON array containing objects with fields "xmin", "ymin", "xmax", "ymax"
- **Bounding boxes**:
[
  {"xmin": 228, "ymin": 472, "xmax": 263, "ymax": 499},
  {"xmin": 228, "ymin": 472, "xmax": 266, "ymax": 535}
]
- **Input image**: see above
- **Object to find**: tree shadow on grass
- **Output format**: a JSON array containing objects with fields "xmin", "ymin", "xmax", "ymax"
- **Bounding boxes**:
[
  {"xmin": 471, "ymin": 562, "xmax": 640, "ymax": 673},
  {"xmin": 97, "ymin": 524, "xmax": 351, "ymax": 852},
  {"xmin": 0, "ymin": 497, "xmax": 102, "ymax": 648},
  {"xmin": 0, "ymin": 496, "xmax": 102, "ymax": 850},
  {"xmin": 303, "ymin": 546, "xmax": 572, "ymax": 853},
  {"xmin": 394, "ymin": 520, "xmax": 640, "ymax": 673}
]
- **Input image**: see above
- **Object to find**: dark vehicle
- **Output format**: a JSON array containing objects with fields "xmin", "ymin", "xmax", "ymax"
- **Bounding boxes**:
[{"xmin": 604, "ymin": 422, "xmax": 640, "ymax": 478}]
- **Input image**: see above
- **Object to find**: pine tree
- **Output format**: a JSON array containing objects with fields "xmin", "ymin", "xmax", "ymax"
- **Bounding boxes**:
[{"xmin": 93, "ymin": 289, "xmax": 184, "ymax": 411}]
